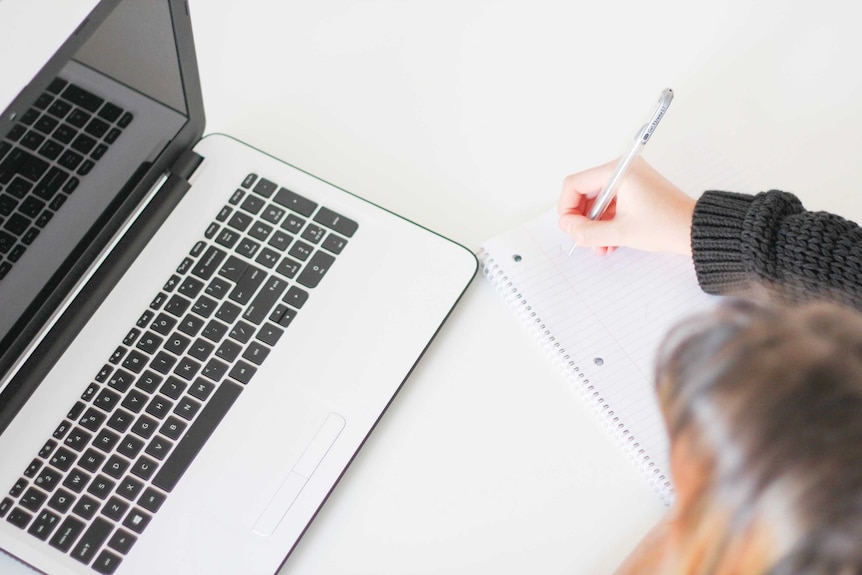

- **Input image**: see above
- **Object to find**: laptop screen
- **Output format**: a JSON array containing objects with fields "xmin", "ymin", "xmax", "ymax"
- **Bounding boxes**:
[{"xmin": 0, "ymin": 0, "xmax": 202, "ymax": 398}]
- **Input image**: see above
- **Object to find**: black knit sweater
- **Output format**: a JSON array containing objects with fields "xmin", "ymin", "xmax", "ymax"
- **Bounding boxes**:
[{"xmin": 691, "ymin": 190, "xmax": 862, "ymax": 309}]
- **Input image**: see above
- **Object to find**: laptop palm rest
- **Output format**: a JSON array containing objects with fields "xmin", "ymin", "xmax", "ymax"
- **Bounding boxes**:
[{"xmin": 253, "ymin": 412, "xmax": 345, "ymax": 536}]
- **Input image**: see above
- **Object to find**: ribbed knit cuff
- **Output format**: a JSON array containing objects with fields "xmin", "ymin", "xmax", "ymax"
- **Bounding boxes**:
[{"xmin": 691, "ymin": 190, "xmax": 756, "ymax": 295}]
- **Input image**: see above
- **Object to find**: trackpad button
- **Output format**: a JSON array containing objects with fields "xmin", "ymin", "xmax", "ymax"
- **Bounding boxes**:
[{"xmin": 253, "ymin": 412, "xmax": 345, "ymax": 536}]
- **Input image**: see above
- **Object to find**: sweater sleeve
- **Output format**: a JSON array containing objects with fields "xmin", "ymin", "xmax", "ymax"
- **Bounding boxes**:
[{"xmin": 691, "ymin": 190, "xmax": 862, "ymax": 308}]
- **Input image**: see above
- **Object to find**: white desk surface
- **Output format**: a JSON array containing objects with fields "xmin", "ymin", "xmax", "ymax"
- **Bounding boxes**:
[{"xmin": 7, "ymin": 0, "xmax": 862, "ymax": 573}]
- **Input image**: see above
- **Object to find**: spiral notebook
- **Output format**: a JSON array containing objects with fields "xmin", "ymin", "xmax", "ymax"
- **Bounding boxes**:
[
  {"xmin": 477, "ymin": 144, "xmax": 753, "ymax": 504},
  {"xmin": 478, "ymin": 214, "xmax": 715, "ymax": 503}
]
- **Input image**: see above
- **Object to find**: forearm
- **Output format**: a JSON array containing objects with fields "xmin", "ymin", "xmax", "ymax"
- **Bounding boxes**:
[{"xmin": 691, "ymin": 190, "xmax": 862, "ymax": 308}]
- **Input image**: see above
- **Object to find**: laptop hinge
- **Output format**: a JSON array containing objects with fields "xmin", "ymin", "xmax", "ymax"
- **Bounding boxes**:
[{"xmin": 170, "ymin": 148, "xmax": 204, "ymax": 182}]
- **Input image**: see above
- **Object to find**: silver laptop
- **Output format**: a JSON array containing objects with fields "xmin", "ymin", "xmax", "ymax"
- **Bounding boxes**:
[{"xmin": 0, "ymin": 1, "xmax": 477, "ymax": 573}]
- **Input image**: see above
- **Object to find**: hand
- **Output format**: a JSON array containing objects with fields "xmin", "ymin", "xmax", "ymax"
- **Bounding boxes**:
[{"xmin": 557, "ymin": 158, "xmax": 695, "ymax": 256}]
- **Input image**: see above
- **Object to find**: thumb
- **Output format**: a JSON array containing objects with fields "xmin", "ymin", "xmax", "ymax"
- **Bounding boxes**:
[{"xmin": 559, "ymin": 213, "xmax": 621, "ymax": 248}]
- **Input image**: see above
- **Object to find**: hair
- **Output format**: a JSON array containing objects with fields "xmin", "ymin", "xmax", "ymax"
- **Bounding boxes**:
[{"xmin": 655, "ymin": 298, "xmax": 862, "ymax": 575}]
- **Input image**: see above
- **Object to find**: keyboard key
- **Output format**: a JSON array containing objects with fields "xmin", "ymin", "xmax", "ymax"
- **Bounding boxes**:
[
  {"xmin": 87, "ymin": 475, "xmax": 117, "ymax": 499},
  {"xmin": 215, "ymin": 340, "xmax": 241, "ymax": 363},
  {"xmin": 241, "ymin": 173, "xmax": 257, "ymax": 188},
  {"xmin": 53, "ymin": 123, "xmax": 76, "ymax": 143},
  {"xmin": 192, "ymin": 245, "xmax": 227, "ymax": 280},
  {"xmin": 138, "ymin": 487, "xmax": 166, "ymax": 514},
  {"xmin": 71, "ymin": 516, "xmax": 112, "ymax": 565},
  {"xmin": 23, "ymin": 458, "xmax": 42, "ymax": 478},
  {"xmin": 47, "ymin": 489, "xmax": 75, "ymax": 513},
  {"xmin": 145, "ymin": 436, "xmax": 173, "ymax": 460},
  {"xmin": 131, "ymin": 416, "xmax": 158, "ymax": 440},
  {"xmin": 49, "ymin": 515, "xmax": 85, "ymax": 552},
  {"xmin": 283, "ymin": 285, "xmax": 309, "ymax": 309},
  {"xmin": 107, "ymin": 409, "xmax": 135, "ymax": 433},
  {"xmin": 280, "ymin": 212, "xmax": 305, "ymax": 234},
  {"xmin": 121, "ymin": 389, "xmax": 148, "ymax": 413},
  {"xmin": 62, "ymin": 84, "xmax": 104, "ymax": 113},
  {"xmin": 178, "ymin": 314, "xmax": 206, "ymax": 337},
  {"xmin": 107, "ymin": 529, "xmax": 137, "ymax": 554},
  {"xmin": 102, "ymin": 455, "xmax": 130, "ymax": 479},
  {"xmin": 93, "ymin": 429, "xmax": 121, "ymax": 453},
  {"xmin": 242, "ymin": 341, "xmax": 270, "ymax": 366},
  {"xmin": 64, "ymin": 427, "xmax": 93, "ymax": 451},
  {"xmin": 117, "ymin": 476, "xmax": 144, "ymax": 501},
  {"xmin": 47, "ymin": 78, "xmax": 68, "ymax": 94},
  {"xmin": 49, "ymin": 446, "xmax": 77, "ymax": 471},
  {"xmin": 201, "ymin": 319, "xmax": 229, "ymax": 343},
  {"xmin": 34, "ymin": 468, "xmax": 61, "ymax": 492},
  {"xmin": 47, "ymin": 99, "xmax": 72, "ymax": 119},
  {"xmin": 201, "ymin": 358, "xmax": 229, "ymax": 381},
  {"xmin": 145, "ymin": 396, "xmax": 173, "ymax": 420},
  {"xmin": 85, "ymin": 117, "xmax": 110, "ymax": 139},
  {"xmin": 160, "ymin": 416, "xmax": 188, "ymax": 440},
  {"xmin": 27, "ymin": 509, "xmax": 60, "ymax": 541},
  {"xmin": 130, "ymin": 456, "xmax": 158, "ymax": 482},
  {"xmin": 19, "ymin": 487, "xmax": 47, "ymax": 512},
  {"xmin": 240, "ymin": 194, "xmax": 265, "ymax": 215},
  {"xmin": 227, "ymin": 210, "xmax": 252, "ymax": 232},
  {"xmin": 229, "ymin": 361, "xmax": 257, "ymax": 384},
  {"xmin": 256, "ymin": 323, "xmax": 284, "ymax": 346},
  {"xmin": 275, "ymin": 257, "xmax": 301, "ymax": 279},
  {"xmin": 314, "ymin": 206, "xmax": 358, "ymax": 237},
  {"xmin": 123, "ymin": 508, "xmax": 152, "ymax": 534},
  {"xmin": 287, "ymin": 240, "xmax": 313, "ymax": 261},
  {"xmin": 301, "ymin": 223, "xmax": 326, "ymax": 244},
  {"xmin": 7, "ymin": 507, "xmax": 32, "ymax": 530},
  {"xmin": 297, "ymin": 250, "xmax": 336, "ymax": 288},
  {"xmin": 188, "ymin": 338, "xmax": 215, "ymax": 362},
  {"xmin": 62, "ymin": 469, "xmax": 91, "ymax": 494},
  {"xmin": 188, "ymin": 378, "xmax": 216, "ymax": 402},
  {"xmin": 229, "ymin": 321, "xmax": 254, "ymax": 344},
  {"xmin": 273, "ymin": 187, "xmax": 317, "ymax": 217},
  {"xmin": 267, "ymin": 229, "xmax": 292, "ymax": 251},
  {"xmin": 72, "ymin": 494, "xmax": 99, "ymax": 520},
  {"xmin": 93, "ymin": 549, "xmax": 123, "ymax": 574},
  {"xmin": 255, "ymin": 247, "xmax": 280, "ymax": 268},
  {"xmin": 102, "ymin": 496, "xmax": 129, "ymax": 521},
  {"xmin": 93, "ymin": 388, "xmax": 121, "ymax": 412},
  {"xmin": 79, "ymin": 449, "xmax": 106, "ymax": 473},
  {"xmin": 0, "ymin": 498, "xmax": 13, "ymax": 518},
  {"xmin": 117, "ymin": 435, "xmax": 145, "ymax": 459},
  {"xmin": 215, "ymin": 301, "xmax": 242, "ymax": 324}
]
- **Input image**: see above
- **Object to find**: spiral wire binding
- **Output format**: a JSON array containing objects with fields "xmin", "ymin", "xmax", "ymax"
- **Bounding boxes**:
[{"xmin": 477, "ymin": 248, "xmax": 674, "ymax": 505}]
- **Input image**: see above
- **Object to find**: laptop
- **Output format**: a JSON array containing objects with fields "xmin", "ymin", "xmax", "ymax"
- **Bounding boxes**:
[{"xmin": 0, "ymin": 1, "xmax": 477, "ymax": 573}]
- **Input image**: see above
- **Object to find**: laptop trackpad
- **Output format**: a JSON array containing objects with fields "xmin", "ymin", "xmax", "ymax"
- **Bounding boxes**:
[{"xmin": 252, "ymin": 412, "xmax": 346, "ymax": 536}]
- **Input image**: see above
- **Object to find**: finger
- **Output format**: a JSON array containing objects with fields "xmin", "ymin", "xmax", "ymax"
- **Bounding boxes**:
[
  {"xmin": 559, "ymin": 212, "xmax": 623, "ymax": 249},
  {"xmin": 558, "ymin": 161, "xmax": 617, "ymax": 216}
]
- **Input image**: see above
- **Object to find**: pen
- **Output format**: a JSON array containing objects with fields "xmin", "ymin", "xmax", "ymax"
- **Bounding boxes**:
[{"xmin": 568, "ymin": 88, "xmax": 674, "ymax": 255}]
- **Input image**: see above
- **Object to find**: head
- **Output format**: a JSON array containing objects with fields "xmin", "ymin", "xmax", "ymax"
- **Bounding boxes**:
[{"xmin": 649, "ymin": 299, "xmax": 862, "ymax": 574}]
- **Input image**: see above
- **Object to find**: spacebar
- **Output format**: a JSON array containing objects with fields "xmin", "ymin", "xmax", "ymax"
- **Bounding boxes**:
[{"xmin": 152, "ymin": 380, "xmax": 243, "ymax": 492}]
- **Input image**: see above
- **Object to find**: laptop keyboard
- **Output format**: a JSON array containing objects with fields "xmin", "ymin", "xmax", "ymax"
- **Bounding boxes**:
[
  {"xmin": 0, "ymin": 77, "xmax": 134, "ymax": 280},
  {"xmin": 0, "ymin": 173, "xmax": 357, "ymax": 574}
]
